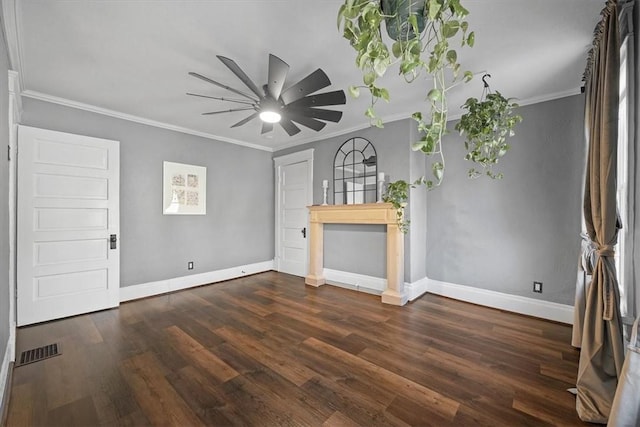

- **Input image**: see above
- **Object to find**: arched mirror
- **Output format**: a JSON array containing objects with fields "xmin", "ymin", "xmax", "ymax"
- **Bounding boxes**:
[{"xmin": 333, "ymin": 137, "xmax": 377, "ymax": 204}]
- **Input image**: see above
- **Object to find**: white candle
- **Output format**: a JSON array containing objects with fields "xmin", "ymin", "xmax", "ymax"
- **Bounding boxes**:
[
  {"xmin": 322, "ymin": 179, "xmax": 329, "ymax": 189},
  {"xmin": 378, "ymin": 172, "xmax": 385, "ymax": 182}
]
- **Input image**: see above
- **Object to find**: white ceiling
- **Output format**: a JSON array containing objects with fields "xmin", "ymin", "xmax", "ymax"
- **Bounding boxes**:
[{"xmin": 9, "ymin": 0, "xmax": 604, "ymax": 151}]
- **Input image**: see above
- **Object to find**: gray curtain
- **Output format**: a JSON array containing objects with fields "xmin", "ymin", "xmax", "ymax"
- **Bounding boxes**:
[{"xmin": 575, "ymin": 0, "xmax": 626, "ymax": 423}]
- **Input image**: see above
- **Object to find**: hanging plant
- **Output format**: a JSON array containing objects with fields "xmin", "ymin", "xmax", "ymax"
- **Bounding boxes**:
[
  {"xmin": 338, "ymin": 1, "xmax": 524, "ymax": 232},
  {"xmin": 337, "ymin": 0, "xmax": 475, "ymax": 188},
  {"xmin": 455, "ymin": 74, "xmax": 523, "ymax": 179}
]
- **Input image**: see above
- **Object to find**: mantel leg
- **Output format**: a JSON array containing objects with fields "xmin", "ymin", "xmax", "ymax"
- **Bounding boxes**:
[
  {"xmin": 305, "ymin": 221, "xmax": 325, "ymax": 287},
  {"xmin": 382, "ymin": 223, "xmax": 408, "ymax": 305}
]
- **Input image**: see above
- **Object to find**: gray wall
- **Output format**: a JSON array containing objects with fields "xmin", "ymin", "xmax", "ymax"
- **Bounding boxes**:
[
  {"xmin": 426, "ymin": 95, "xmax": 586, "ymax": 305},
  {"xmin": 22, "ymin": 98, "xmax": 274, "ymax": 287},
  {"xmin": 275, "ymin": 119, "xmax": 425, "ymax": 282},
  {"xmin": 408, "ymin": 123, "xmax": 428, "ymax": 282},
  {"xmin": 0, "ymin": 11, "xmax": 11, "ymax": 372},
  {"xmin": 276, "ymin": 95, "xmax": 587, "ymax": 304}
]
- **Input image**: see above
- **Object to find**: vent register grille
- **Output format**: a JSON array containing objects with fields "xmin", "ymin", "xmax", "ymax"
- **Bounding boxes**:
[{"xmin": 17, "ymin": 343, "xmax": 61, "ymax": 366}]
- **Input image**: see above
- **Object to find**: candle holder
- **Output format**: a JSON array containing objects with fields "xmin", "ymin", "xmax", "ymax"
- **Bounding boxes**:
[
  {"xmin": 377, "ymin": 174, "xmax": 385, "ymax": 203},
  {"xmin": 322, "ymin": 180, "xmax": 329, "ymax": 205}
]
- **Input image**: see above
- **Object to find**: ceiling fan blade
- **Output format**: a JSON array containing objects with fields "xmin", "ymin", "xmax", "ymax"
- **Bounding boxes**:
[
  {"xmin": 187, "ymin": 92, "xmax": 255, "ymax": 106},
  {"xmin": 280, "ymin": 69, "xmax": 331, "ymax": 104},
  {"xmin": 261, "ymin": 122, "xmax": 274, "ymax": 135},
  {"xmin": 188, "ymin": 72, "xmax": 257, "ymax": 101},
  {"xmin": 202, "ymin": 107, "xmax": 255, "ymax": 115},
  {"xmin": 286, "ymin": 90, "xmax": 347, "ymax": 108},
  {"xmin": 279, "ymin": 118, "xmax": 301, "ymax": 136},
  {"xmin": 286, "ymin": 112, "xmax": 327, "ymax": 132},
  {"xmin": 294, "ymin": 107, "xmax": 343, "ymax": 123},
  {"xmin": 217, "ymin": 55, "xmax": 263, "ymax": 98},
  {"xmin": 267, "ymin": 54, "xmax": 290, "ymax": 100},
  {"xmin": 231, "ymin": 112, "xmax": 259, "ymax": 128}
]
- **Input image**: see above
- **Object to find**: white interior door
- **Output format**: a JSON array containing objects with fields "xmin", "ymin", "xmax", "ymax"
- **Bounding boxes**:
[
  {"xmin": 274, "ymin": 150, "xmax": 313, "ymax": 277},
  {"xmin": 17, "ymin": 126, "xmax": 120, "ymax": 326}
]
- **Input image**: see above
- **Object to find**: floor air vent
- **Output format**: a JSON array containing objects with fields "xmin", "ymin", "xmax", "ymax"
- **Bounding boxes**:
[{"xmin": 18, "ymin": 343, "xmax": 61, "ymax": 366}]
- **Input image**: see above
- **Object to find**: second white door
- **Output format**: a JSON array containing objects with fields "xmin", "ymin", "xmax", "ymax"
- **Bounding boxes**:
[{"xmin": 274, "ymin": 150, "xmax": 313, "ymax": 277}]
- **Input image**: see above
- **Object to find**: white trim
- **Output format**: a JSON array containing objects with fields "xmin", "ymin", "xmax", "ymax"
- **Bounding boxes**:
[
  {"xmin": 273, "ymin": 88, "xmax": 583, "ymax": 151},
  {"xmin": 416, "ymin": 277, "xmax": 574, "ymax": 325},
  {"xmin": 273, "ymin": 149, "xmax": 315, "ymax": 167},
  {"xmin": 7, "ymin": 71, "xmax": 21, "ymax": 115},
  {"xmin": 322, "ymin": 271, "xmax": 574, "ymax": 324},
  {"xmin": 0, "ymin": 331, "xmax": 14, "ymax": 415},
  {"xmin": 323, "ymin": 268, "xmax": 385, "ymax": 295},
  {"xmin": 18, "ymin": 83, "xmax": 580, "ymax": 155},
  {"xmin": 120, "ymin": 260, "xmax": 274, "ymax": 302},
  {"xmin": 21, "ymin": 84, "xmax": 581, "ymax": 156},
  {"xmin": 273, "ymin": 149, "xmax": 314, "ymax": 276},
  {"xmin": 406, "ymin": 276, "xmax": 430, "ymax": 301},
  {"xmin": 21, "ymin": 90, "xmax": 273, "ymax": 152},
  {"xmin": 7, "ymin": 70, "xmax": 20, "ymax": 364}
]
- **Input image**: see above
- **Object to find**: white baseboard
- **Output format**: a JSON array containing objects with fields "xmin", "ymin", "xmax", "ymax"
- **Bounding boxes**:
[
  {"xmin": 421, "ymin": 277, "xmax": 574, "ymax": 325},
  {"xmin": 0, "ymin": 330, "xmax": 14, "ymax": 417},
  {"xmin": 406, "ymin": 277, "xmax": 430, "ymax": 301},
  {"xmin": 120, "ymin": 260, "xmax": 274, "ymax": 302},
  {"xmin": 323, "ymin": 268, "xmax": 385, "ymax": 295},
  {"xmin": 320, "ymin": 271, "xmax": 573, "ymax": 324}
]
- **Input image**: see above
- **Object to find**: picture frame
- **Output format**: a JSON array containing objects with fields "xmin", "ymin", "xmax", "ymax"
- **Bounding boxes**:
[{"xmin": 162, "ymin": 161, "xmax": 207, "ymax": 215}]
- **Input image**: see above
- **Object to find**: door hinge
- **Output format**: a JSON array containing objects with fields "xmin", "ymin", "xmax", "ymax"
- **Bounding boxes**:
[{"xmin": 7, "ymin": 145, "xmax": 10, "ymax": 161}]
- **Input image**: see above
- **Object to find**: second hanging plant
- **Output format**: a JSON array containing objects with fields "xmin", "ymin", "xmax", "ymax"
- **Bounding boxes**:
[{"xmin": 455, "ymin": 75, "xmax": 523, "ymax": 179}]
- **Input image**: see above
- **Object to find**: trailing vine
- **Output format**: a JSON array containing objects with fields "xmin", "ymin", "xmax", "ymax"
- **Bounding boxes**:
[{"xmin": 338, "ymin": 0, "xmax": 475, "ymax": 187}]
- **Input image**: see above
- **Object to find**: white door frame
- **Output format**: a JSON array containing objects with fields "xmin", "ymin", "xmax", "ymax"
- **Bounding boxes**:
[
  {"xmin": 273, "ymin": 149, "xmax": 314, "ymax": 275},
  {"xmin": 7, "ymin": 70, "xmax": 20, "ymax": 361}
]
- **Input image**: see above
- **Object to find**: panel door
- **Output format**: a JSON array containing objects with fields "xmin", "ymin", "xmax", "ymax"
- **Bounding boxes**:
[
  {"xmin": 277, "ymin": 161, "xmax": 310, "ymax": 277},
  {"xmin": 17, "ymin": 126, "xmax": 120, "ymax": 326}
]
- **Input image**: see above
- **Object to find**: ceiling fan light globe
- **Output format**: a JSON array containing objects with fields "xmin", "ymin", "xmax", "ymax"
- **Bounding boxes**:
[{"xmin": 259, "ymin": 110, "xmax": 281, "ymax": 123}]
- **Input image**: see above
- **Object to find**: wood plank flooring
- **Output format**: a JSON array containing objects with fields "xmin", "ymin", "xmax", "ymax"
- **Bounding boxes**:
[{"xmin": 5, "ymin": 271, "xmax": 588, "ymax": 426}]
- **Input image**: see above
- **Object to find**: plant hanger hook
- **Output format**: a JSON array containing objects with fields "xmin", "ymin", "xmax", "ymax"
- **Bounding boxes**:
[
  {"xmin": 481, "ymin": 73, "xmax": 492, "ymax": 100},
  {"xmin": 481, "ymin": 73, "xmax": 491, "ymax": 88}
]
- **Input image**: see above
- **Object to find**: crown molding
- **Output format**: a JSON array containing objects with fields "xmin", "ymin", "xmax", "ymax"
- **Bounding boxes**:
[
  {"xmin": 21, "ymin": 90, "xmax": 274, "ymax": 152},
  {"xmin": 20, "ymin": 84, "xmax": 582, "ymax": 155},
  {"xmin": 273, "ymin": 87, "xmax": 583, "ymax": 152}
]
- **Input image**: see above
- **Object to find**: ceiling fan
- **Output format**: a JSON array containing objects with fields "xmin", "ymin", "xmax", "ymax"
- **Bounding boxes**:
[{"xmin": 188, "ymin": 54, "xmax": 347, "ymax": 136}]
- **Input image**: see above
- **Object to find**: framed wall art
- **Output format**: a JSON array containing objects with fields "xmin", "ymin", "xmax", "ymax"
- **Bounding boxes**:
[{"xmin": 163, "ymin": 161, "xmax": 207, "ymax": 215}]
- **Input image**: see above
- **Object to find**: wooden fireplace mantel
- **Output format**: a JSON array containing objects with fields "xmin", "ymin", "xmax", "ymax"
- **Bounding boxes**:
[{"xmin": 305, "ymin": 203, "xmax": 407, "ymax": 306}]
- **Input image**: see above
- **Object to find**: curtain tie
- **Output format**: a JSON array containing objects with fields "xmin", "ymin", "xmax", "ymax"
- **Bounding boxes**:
[
  {"xmin": 580, "ymin": 233, "xmax": 598, "ymax": 274},
  {"xmin": 597, "ymin": 245, "xmax": 615, "ymax": 257}
]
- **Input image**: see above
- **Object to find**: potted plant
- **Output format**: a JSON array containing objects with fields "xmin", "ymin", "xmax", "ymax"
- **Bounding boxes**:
[
  {"xmin": 382, "ymin": 177, "xmax": 427, "ymax": 233},
  {"xmin": 455, "ymin": 80, "xmax": 523, "ymax": 179},
  {"xmin": 381, "ymin": 0, "xmax": 426, "ymax": 41}
]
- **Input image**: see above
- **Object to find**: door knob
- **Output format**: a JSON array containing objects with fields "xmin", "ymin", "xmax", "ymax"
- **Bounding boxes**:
[{"xmin": 110, "ymin": 234, "xmax": 117, "ymax": 249}]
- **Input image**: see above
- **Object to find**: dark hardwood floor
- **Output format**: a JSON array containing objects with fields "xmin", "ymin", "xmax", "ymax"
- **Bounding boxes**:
[{"xmin": 5, "ymin": 271, "xmax": 588, "ymax": 426}]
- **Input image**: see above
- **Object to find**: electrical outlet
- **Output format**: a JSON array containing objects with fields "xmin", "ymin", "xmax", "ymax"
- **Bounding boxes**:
[
  {"xmin": 533, "ymin": 281, "xmax": 543, "ymax": 293},
  {"xmin": 188, "ymin": 261, "xmax": 194, "ymax": 270}
]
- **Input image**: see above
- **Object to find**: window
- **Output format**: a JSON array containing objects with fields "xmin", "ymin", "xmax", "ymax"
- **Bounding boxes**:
[{"xmin": 616, "ymin": 34, "xmax": 633, "ymax": 319}]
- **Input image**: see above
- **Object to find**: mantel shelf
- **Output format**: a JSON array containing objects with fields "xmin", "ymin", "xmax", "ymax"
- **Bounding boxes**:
[
  {"xmin": 308, "ymin": 203, "xmax": 398, "ymax": 225},
  {"xmin": 306, "ymin": 203, "xmax": 407, "ymax": 306}
]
